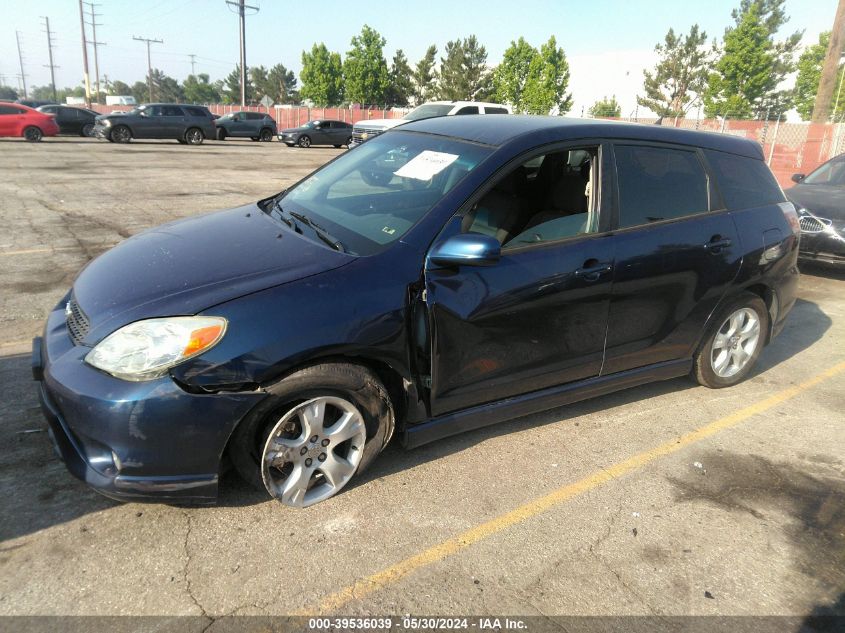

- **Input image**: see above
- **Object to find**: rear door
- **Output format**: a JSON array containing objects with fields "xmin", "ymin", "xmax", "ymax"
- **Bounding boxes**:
[
  {"xmin": 602, "ymin": 142, "xmax": 741, "ymax": 374},
  {"xmin": 160, "ymin": 105, "xmax": 186, "ymax": 138}
]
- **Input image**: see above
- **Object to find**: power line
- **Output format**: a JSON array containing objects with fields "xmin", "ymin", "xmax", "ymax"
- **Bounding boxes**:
[
  {"xmin": 41, "ymin": 17, "xmax": 59, "ymax": 102},
  {"xmin": 15, "ymin": 31, "xmax": 27, "ymax": 99},
  {"xmin": 132, "ymin": 36, "xmax": 163, "ymax": 102},
  {"xmin": 84, "ymin": 2, "xmax": 106, "ymax": 103},
  {"xmin": 225, "ymin": 0, "xmax": 259, "ymax": 106}
]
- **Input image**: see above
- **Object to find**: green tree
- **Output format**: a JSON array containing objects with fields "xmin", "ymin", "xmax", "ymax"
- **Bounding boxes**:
[
  {"xmin": 704, "ymin": 0, "xmax": 802, "ymax": 119},
  {"xmin": 794, "ymin": 31, "xmax": 845, "ymax": 121},
  {"xmin": 343, "ymin": 25, "xmax": 390, "ymax": 105},
  {"xmin": 300, "ymin": 43, "xmax": 344, "ymax": 106},
  {"xmin": 150, "ymin": 68, "xmax": 183, "ymax": 102},
  {"xmin": 131, "ymin": 81, "xmax": 149, "ymax": 103},
  {"xmin": 110, "ymin": 80, "xmax": 132, "ymax": 96},
  {"xmin": 0, "ymin": 85, "xmax": 18, "ymax": 100},
  {"xmin": 267, "ymin": 63, "xmax": 298, "ymax": 104},
  {"xmin": 493, "ymin": 37, "xmax": 537, "ymax": 112},
  {"xmin": 589, "ymin": 95, "xmax": 621, "ymax": 118},
  {"xmin": 249, "ymin": 65, "xmax": 271, "ymax": 101},
  {"xmin": 385, "ymin": 49, "xmax": 414, "ymax": 106},
  {"xmin": 183, "ymin": 73, "xmax": 220, "ymax": 103},
  {"xmin": 412, "ymin": 45, "xmax": 438, "ymax": 104},
  {"xmin": 439, "ymin": 35, "xmax": 492, "ymax": 101},
  {"xmin": 222, "ymin": 65, "xmax": 254, "ymax": 104},
  {"xmin": 521, "ymin": 35, "xmax": 573, "ymax": 115},
  {"xmin": 30, "ymin": 85, "xmax": 57, "ymax": 101},
  {"xmin": 637, "ymin": 25, "xmax": 710, "ymax": 118}
]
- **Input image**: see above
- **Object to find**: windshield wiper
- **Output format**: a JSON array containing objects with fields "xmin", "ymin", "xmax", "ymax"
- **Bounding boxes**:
[
  {"xmin": 270, "ymin": 200, "xmax": 302, "ymax": 233},
  {"xmin": 289, "ymin": 211, "xmax": 346, "ymax": 252}
]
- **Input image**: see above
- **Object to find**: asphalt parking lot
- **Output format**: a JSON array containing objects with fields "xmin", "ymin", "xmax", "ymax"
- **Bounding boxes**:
[{"xmin": 0, "ymin": 136, "xmax": 843, "ymax": 625}]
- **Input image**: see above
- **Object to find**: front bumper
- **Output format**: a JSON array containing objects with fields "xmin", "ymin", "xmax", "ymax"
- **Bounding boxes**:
[
  {"xmin": 278, "ymin": 133, "xmax": 297, "ymax": 144},
  {"xmin": 93, "ymin": 124, "xmax": 110, "ymax": 139},
  {"xmin": 798, "ymin": 232, "xmax": 845, "ymax": 267},
  {"xmin": 33, "ymin": 300, "xmax": 265, "ymax": 503}
]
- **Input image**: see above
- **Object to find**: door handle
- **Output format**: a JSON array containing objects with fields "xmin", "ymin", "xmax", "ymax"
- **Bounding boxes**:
[
  {"xmin": 575, "ymin": 261, "xmax": 612, "ymax": 280},
  {"xmin": 704, "ymin": 237, "xmax": 732, "ymax": 252}
]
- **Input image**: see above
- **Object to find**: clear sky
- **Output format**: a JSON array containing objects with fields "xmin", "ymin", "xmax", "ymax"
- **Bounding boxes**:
[{"xmin": 0, "ymin": 0, "xmax": 837, "ymax": 115}]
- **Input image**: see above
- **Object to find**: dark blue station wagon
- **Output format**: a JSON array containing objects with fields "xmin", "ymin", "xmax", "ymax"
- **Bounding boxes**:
[{"xmin": 33, "ymin": 116, "xmax": 800, "ymax": 507}]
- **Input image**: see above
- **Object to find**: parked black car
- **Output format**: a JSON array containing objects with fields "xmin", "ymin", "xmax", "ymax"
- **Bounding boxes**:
[
  {"xmin": 16, "ymin": 99, "xmax": 58, "ymax": 109},
  {"xmin": 34, "ymin": 116, "xmax": 800, "ymax": 507},
  {"xmin": 36, "ymin": 104, "xmax": 99, "ymax": 137},
  {"xmin": 92, "ymin": 103, "xmax": 216, "ymax": 145},
  {"xmin": 785, "ymin": 154, "xmax": 845, "ymax": 268},
  {"xmin": 214, "ymin": 111, "xmax": 277, "ymax": 141},
  {"xmin": 278, "ymin": 119, "xmax": 353, "ymax": 148}
]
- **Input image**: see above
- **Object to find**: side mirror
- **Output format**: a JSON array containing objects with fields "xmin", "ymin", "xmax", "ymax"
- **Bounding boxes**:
[
  {"xmin": 428, "ymin": 233, "xmax": 501, "ymax": 268},
  {"xmin": 791, "ymin": 173, "xmax": 805, "ymax": 183}
]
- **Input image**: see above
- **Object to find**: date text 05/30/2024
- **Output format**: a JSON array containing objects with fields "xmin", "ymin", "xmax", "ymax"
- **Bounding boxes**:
[{"xmin": 308, "ymin": 617, "xmax": 528, "ymax": 630}]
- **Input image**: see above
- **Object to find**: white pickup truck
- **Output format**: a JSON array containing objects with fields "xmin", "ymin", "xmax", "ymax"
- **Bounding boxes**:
[{"xmin": 349, "ymin": 100, "xmax": 511, "ymax": 148}]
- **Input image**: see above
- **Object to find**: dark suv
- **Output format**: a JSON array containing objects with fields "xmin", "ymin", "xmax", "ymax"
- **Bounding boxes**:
[
  {"xmin": 93, "ymin": 103, "xmax": 216, "ymax": 145},
  {"xmin": 215, "ymin": 111, "xmax": 277, "ymax": 141},
  {"xmin": 34, "ymin": 116, "xmax": 800, "ymax": 508}
]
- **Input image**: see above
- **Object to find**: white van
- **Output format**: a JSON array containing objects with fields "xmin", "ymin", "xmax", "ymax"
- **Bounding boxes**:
[{"xmin": 106, "ymin": 95, "xmax": 137, "ymax": 106}]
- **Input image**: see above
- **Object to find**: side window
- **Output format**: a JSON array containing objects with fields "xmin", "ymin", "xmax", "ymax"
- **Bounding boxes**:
[
  {"xmin": 145, "ymin": 106, "xmax": 162, "ymax": 117},
  {"xmin": 484, "ymin": 107, "xmax": 509, "ymax": 114},
  {"xmin": 41, "ymin": 106, "xmax": 57, "ymax": 114},
  {"xmin": 614, "ymin": 145, "xmax": 709, "ymax": 228},
  {"xmin": 462, "ymin": 147, "xmax": 600, "ymax": 248},
  {"xmin": 185, "ymin": 106, "xmax": 208, "ymax": 117},
  {"xmin": 0, "ymin": 106, "xmax": 17, "ymax": 115},
  {"xmin": 704, "ymin": 149, "xmax": 786, "ymax": 209},
  {"xmin": 456, "ymin": 106, "xmax": 479, "ymax": 115},
  {"xmin": 162, "ymin": 106, "xmax": 183, "ymax": 116}
]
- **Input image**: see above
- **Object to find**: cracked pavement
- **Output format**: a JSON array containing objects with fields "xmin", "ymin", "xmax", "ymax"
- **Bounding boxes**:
[{"xmin": 0, "ymin": 137, "xmax": 843, "ymax": 617}]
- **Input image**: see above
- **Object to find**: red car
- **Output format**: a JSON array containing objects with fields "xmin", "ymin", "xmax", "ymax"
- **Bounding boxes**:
[{"xmin": 0, "ymin": 103, "xmax": 59, "ymax": 141}]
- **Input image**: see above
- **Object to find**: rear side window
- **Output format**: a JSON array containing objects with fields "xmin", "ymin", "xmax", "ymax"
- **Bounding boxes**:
[
  {"xmin": 704, "ymin": 150, "xmax": 784, "ymax": 210},
  {"xmin": 456, "ymin": 106, "xmax": 479, "ymax": 115},
  {"xmin": 0, "ymin": 106, "xmax": 21, "ymax": 115},
  {"xmin": 614, "ymin": 145, "xmax": 709, "ymax": 228},
  {"xmin": 185, "ymin": 106, "xmax": 210, "ymax": 117},
  {"xmin": 161, "ymin": 106, "xmax": 183, "ymax": 116},
  {"xmin": 484, "ymin": 107, "xmax": 509, "ymax": 114}
]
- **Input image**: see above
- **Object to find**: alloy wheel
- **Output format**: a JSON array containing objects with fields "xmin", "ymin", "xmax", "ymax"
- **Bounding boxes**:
[
  {"xmin": 710, "ymin": 307, "xmax": 761, "ymax": 378},
  {"xmin": 298, "ymin": 135, "xmax": 311, "ymax": 148},
  {"xmin": 261, "ymin": 396, "xmax": 367, "ymax": 507},
  {"xmin": 24, "ymin": 127, "xmax": 43, "ymax": 142},
  {"xmin": 186, "ymin": 128, "xmax": 204, "ymax": 145},
  {"xmin": 82, "ymin": 123, "xmax": 94, "ymax": 137}
]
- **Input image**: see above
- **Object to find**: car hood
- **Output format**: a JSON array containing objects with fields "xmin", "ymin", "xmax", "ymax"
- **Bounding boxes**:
[
  {"xmin": 72, "ymin": 203, "xmax": 354, "ymax": 344},
  {"xmin": 785, "ymin": 185, "xmax": 845, "ymax": 222},
  {"xmin": 280, "ymin": 127, "xmax": 306, "ymax": 134},
  {"xmin": 353, "ymin": 119, "xmax": 406, "ymax": 132}
]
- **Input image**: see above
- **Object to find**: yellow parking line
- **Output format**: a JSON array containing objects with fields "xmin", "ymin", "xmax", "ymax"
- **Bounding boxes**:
[{"xmin": 304, "ymin": 361, "xmax": 845, "ymax": 614}]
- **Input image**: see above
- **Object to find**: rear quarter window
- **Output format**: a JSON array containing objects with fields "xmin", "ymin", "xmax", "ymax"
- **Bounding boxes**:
[
  {"xmin": 484, "ymin": 107, "xmax": 509, "ymax": 114},
  {"xmin": 185, "ymin": 106, "xmax": 210, "ymax": 117},
  {"xmin": 704, "ymin": 150, "xmax": 785, "ymax": 210}
]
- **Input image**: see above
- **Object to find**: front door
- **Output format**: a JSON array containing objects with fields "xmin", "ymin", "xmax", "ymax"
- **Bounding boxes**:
[
  {"xmin": 425, "ymin": 144, "xmax": 615, "ymax": 416},
  {"xmin": 602, "ymin": 142, "xmax": 742, "ymax": 374}
]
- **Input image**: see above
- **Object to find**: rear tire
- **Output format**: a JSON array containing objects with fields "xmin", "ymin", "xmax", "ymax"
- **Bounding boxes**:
[
  {"xmin": 23, "ymin": 126, "xmax": 43, "ymax": 142},
  {"xmin": 229, "ymin": 362, "xmax": 394, "ymax": 503},
  {"xmin": 81, "ymin": 123, "xmax": 94, "ymax": 137},
  {"xmin": 185, "ymin": 127, "xmax": 204, "ymax": 145},
  {"xmin": 259, "ymin": 128, "xmax": 273, "ymax": 142},
  {"xmin": 692, "ymin": 293, "xmax": 768, "ymax": 388}
]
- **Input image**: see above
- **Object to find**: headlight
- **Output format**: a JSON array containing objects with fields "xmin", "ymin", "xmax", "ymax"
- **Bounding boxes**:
[
  {"xmin": 85, "ymin": 316, "xmax": 227, "ymax": 381},
  {"xmin": 100, "ymin": 119, "xmax": 112, "ymax": 126}
]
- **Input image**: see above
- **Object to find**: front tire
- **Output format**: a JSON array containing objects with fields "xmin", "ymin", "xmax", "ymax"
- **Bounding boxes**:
[
  {"xmin": 216, "ymin": 128, "xmax": 227, "ymax": 141},
  {"xmin": 185, "ymin": 127, "xmax": 204, "ymax": 145},
  {"xmin": 110, "ymin": 125, "xmax": 131, "ymax": 143},
  {"xmin": 692, "ymin": 293, "xmax": 768, "ymax": 388},
  {"xmin": 23, "ymin": 126, "xmax": 43, "ymax": 142},
  {"xmin": 229, "ymin": 363, "xmax": 394, "ymax": 507},
  {"xmin": 298, "ymin": 135, "xmax": 311, "ymax": 148}
]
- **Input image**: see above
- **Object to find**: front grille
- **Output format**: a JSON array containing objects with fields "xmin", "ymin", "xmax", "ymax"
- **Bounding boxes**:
[
  {"xmin": 66, "ymin": 296, "xmax": 90, "ymax": 345},
  {"xmin": 799, "ymin": 215, "xmax": 832, "ymax": 234},
  {"xmin": 352, "ymin": 128, "xmax": 383, "ymax": 144}
]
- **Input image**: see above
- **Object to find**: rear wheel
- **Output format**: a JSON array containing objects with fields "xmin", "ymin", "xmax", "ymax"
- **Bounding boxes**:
[
  {"xmin": 693, "ymin": 293, "xmax": 768, "ymax": 388},
  {"xmin": 185, "ymin": 127, "xmax": 204, "ymax": 145},
  {"xmin": 229, "ymin": 363, "xmax": 394, "ymax": 507},
  {"xmin": 81, "ymin": 123, "xmax": 94, "ymax": 137},
  {"xmin": 110, "ymin": 125, "xmax": 131, "ymax": 143},
  {"xmin": 23, "ymin": 126, "xmax": 43, "ymax": 142},
  {"xmin": 298, "ymin": 135, "xmax": 311, "ymax": 148},
  {"xmin": 259, "ymin": 128, "xmax": 273, "ymax": 142}
]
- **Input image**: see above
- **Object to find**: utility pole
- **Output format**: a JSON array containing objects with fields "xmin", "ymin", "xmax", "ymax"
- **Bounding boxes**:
[
  {"xmin": 41, "ymin": 17, "xmax": 59, "ymax": 102},
  {"xmin": 78, "ymin": 0, "xmax": 91, "ymax": 105},
  {"xmin": 84, "ymin": 2, "xmax": 106, "ymax": 103},
  {"xmin": 226, "ymin": 0, "xmax": 259, "ymax": 106},
  {"xmin": 813, "ymin": 0, "xmax": 845, "ymax": 123},
  {"xmin": 132, "ymin": 36, "xmax": 163, "ymax": 102},
  {"xmin": 15, "ymin": 31, "xmax": 27, "ymax": 99},
  {"xmin": 188, "ymin": 54, "xmax": 197, "ymax": 76}
]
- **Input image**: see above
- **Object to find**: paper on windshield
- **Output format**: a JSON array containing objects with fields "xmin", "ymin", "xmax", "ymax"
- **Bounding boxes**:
[{"xmin": 394, "ymin": 151, "xmax": 460, "ymax": 181}]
